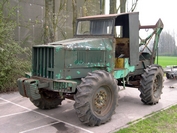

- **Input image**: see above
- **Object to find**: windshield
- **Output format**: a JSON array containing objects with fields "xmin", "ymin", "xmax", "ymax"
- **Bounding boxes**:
[{"xmin": 76, "ymin": 19, "xmax": 113, "ymax": 36}]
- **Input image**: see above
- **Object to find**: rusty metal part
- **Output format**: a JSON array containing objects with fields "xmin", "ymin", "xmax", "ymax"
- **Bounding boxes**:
[
  {"xmin": 92, "ymin": 86, "xmax": 112, "ymax": 116},
  {"xmin": 77, "ymin": 12, "xmax": 138, "ymax": 20},
  {"xmin": 139, "ymin": 19, "xmax": 164, "ymax": 29},
  {"xmin": 139, "ymin": 19, "xmax": 164, "ymax": 65}
]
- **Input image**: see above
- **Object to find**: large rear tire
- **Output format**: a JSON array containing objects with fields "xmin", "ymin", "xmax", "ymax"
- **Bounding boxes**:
[
  {"xmin": 166, "ymin": 73, "xmax": 170, "ymax": 79},
  {"xmin": 30, "ymin": 89, "xmax": 64, "ymax": 109},
  {"xmin": 139, "ymin": 65, "xmax": 164, "ymax": 105},
  {"xmin": 74, "ymin": 70, "xmax": 119, "ymax": 126}
]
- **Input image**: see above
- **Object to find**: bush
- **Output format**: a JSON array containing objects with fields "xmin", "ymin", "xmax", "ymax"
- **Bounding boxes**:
[{"xmin": 0, "ymin": 1, "xmax": 30, "ymax": 92}]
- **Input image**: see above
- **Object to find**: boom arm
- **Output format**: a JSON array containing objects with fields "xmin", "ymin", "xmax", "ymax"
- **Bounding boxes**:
[{"xmin": 139, "ymin": 19, "xmax": 164, "ymax": 64}]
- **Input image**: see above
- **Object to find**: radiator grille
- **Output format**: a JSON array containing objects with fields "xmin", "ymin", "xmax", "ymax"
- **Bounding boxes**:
[
  {"xmin": 32, "ymin": 47, "xmax": 54, "ymax": 79},
  {"xmin": 77, "ymin": 51, "xmax": 104, "ymax": 64}
]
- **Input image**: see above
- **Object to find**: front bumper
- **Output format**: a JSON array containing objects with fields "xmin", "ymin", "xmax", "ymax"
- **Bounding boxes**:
[{"xmin": 17, "ymin": 77, "xmax": 77, "ymax": 100}]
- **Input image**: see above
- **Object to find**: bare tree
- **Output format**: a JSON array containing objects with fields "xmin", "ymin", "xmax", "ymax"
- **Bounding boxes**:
[
  {"xmin": 54, "ymin": 0, "xmax": 68, "ymax": 40},
  {"xmin": 100, "ymin": 0, "xmax": 105, "ymax": 14},
  {"xmin": 44, "ymin": 0, "xmax": 68, "ymax": 43},
  {"xmin": 120, "ymin": 0, "xmax": 126, "ymax": 13},
  {"xmin": 159, "ymin": 31, "xmax": 177, "ymax": 56},
  {"xmin": 82, "ymin": 0, "xmax": 100, "ymax": 16},
  {"xmin": 110, "ymin": 0, "xmax": 116, "ymax": 14},
  {"xmin": 129, "ymin": 0, "xmax": 138, "ymax": 12},
  {"xmin": 44, "ymin": 0, "xmax": 53, "ymax": 43},
  {"xmin": 110, "ymin": 0, "xmax": 139, "ymax": 14},
  {"xmin": 72, "ymin": 0, "xmax": 100, "ymax": 35},
  {"xmin": 44, "ymin": 0, "xmax": 104, "ymax": 41},
  {"xmin": 72, "ymin": 0, "xmax": 77, "ymax": 35}
]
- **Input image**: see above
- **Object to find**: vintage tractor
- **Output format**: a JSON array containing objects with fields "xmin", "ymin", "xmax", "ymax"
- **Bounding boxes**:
[{"xmin": 17, "ymin": 12, "xmax": 164, "ymax": 126}]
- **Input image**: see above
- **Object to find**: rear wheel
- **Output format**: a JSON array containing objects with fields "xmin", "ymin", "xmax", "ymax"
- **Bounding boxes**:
[
  {"xmin": 166, "ymin": 73, "xmax": 170, "ymax": 79},
  {"xmin": 74, "ymin": 70, "xmax": 119, "ymax": 126},
  {"xmin": 30, "ymin": 89, "xmax": 64, "ymax": 109},
  {"xmin": 139, "ymin": 65, "xmax": 164, "ymax": 105}
]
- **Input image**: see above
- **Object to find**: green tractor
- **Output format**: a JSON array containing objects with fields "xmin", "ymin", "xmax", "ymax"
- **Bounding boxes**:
[{"xmin": 17, "ymin": 12, "xmax": 164, "ymax": 126}]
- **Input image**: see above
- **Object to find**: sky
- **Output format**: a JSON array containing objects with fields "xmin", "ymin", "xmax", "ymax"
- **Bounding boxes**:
[
  {"xmin": 105, "ymin": 0, "xmax": 177, "ymax": 33},
  {"xmin": 104, "ymin": 0, "xmax": 177, "ymax": 44},
  {"xmin": 136, "ymin": 0, "xmax": 177, "ymax": 33}
]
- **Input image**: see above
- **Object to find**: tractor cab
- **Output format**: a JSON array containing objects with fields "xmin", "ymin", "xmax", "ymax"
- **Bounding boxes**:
[{"xmin": 76, "ymin": 12, "xmax": 139, "ymax": 69}]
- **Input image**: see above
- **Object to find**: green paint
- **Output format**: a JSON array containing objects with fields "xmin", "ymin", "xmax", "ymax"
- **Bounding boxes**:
[
  {"xmin": 128, "ymin": 66, "xmax": 135, "ymax": 72},
  {"xmin": 109, "ymin": 55, "xmax": 112, "ymax": 59},
  {"xmin": 56, "ymin": 74, "xmax": 61, "ymax": 79},
  {"xmin": 75, "ymin": 60, "xmax": 84, "ymax": 65},
  {"xmin": 106, "ymin": 46, "xmax": 112, "ymax": 50},
  {"xmin": 113, "ymin": 58, "xmax": 135, "ymax": 79},
  {"xmin": 114, "ymin": 70, "xmax": 126, "ymax": 79},
  {"xmin": 107, "ymin": 67, "xmax": 112, "ymax": 72},
  {"xmin": 77, "ymin": 71, "xmax": 80, "ymax": 74},
  {"xmin": 106, "ymin": 63, "xmax": 110, "ymax": 66},
  {"xmin": 74, "ymin": 60, "xmax": 78, "ymax": 64},
  {"xmin": 66, "ymin": 76, "xmax": 71, "ymax": 79},
  {"xmin": 56, "ymin": 47, "xmax": 60, "ymax": 52}
]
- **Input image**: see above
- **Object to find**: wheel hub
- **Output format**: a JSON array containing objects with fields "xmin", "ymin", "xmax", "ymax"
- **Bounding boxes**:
[
  {"xmin": 94, "ymin": 90, "xmax": 107, "ymax": 110},
  {"xmin": 93, "ymin": 89, "xmax": 110, "ymax": 115}
]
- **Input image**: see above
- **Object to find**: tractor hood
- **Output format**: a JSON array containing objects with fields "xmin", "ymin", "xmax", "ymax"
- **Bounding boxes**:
[{"xmin": 32, "ymin": 38, "xmax": 114, "ymax": 80}]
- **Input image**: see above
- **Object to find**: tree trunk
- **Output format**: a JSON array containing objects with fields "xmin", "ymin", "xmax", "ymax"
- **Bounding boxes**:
[
  {"xmin": 110, "ymin": 0, "xmax": 116, "ymax": 14},
  {"xmin": 120, "ymin": 0, "xmax": 126, "ymax": 13},
  {"xmin": 72, "ymin": 0, "xmax": 77, "ymax": 36},
  {"xmin": 100, "ymin": 0, "xmax": 105, "ymax": 14},
  {"xmin": 44, "ymin": 0, "xmax": 54, "ymax": 43}
]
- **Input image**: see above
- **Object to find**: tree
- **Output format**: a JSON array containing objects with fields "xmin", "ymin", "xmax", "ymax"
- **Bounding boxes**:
[
  {"xmin": 109, "ymin": 0, "xmax": 139, "ymax": 14},
  {"xmin": 44, "ymin": 0, "xmax": 100, "ymax": 42},
  {"xmin": 159, "ymin": 31, "xmax": 177, "ymax": 56},
  {"xmin": 44, "ymin": 0, "xmax": 68, "ymax": 43},
  {"xmin": 100, "ymin": 0, "xmax": 105, "ymax": 14},
  {"xmin": 72, "ymin": 0, "xmax": 100, "ymax": 35},
  {"xmin": 120, "ymin": 0, "xmax": 126, "ymax": 13},
  {"xmin": 0, "ymin": 0, "xmax": 30, "ymax": 92},
  {"xmin": 72, "ymin": 0, "xmax": 77, "ymax": 35},
  {"xmin": 110, "ymin": 0, "xmax": 116, "ymax": 14}
]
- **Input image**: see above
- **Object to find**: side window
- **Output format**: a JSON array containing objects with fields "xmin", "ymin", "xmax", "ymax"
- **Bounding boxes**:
[
  {"xmin": 77, "ymin": 21, "xmax": 90, "ymax": 35},
  {"xmin": 90, "ymin": 19, "xmax": 113, "ymax": 35},
  {"xmin": 115, "ymin": 26, "xmax": 123, "ymax": 37},
  {"xmin": 76, "ymin": 19, "xmax": 114, "ymax": 36}
]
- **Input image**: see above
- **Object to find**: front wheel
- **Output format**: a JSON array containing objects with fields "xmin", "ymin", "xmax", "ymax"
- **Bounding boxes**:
[
  {"xmin": 30, "ymin": 89, "xmax": 64, "ymax": 109},
  {"xmin": 74, "ymin": 70, "xmax": 119, "ymax": 126},
  {"xmin": 139, "ymin": 65, "xmax": 164, "ymax": 105}
]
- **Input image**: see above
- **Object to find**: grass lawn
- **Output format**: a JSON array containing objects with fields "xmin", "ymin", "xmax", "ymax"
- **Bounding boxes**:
[
  {"xmin": 116, "ymin": 56, "xmax": 177, "ymax": 133},
  {"xmin": 155, "ymin": 56, "xmax": 177, "ymax": 68},
  {"xmin": 116, "ymin": 105, "xmax": 177, "ymax": 133}
]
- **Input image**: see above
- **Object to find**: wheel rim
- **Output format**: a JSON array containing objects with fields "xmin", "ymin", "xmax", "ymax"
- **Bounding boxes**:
[
  {"xmin": 92, "ymin": 85, "xmax": 112, "ymax": 117},
  {"xmin": 153, "ymin": 74, "xmax": 162, "ymax": 98}
]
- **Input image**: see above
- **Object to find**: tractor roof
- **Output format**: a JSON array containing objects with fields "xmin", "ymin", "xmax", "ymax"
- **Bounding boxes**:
[{"xmin": 77, "ymin": 12, "xmax": 138, "ymax": 20}]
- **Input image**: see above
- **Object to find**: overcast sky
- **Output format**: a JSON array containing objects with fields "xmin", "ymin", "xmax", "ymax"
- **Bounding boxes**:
[
  {"xmin": 105, "ymin": 0, "xmax": 176, "ymax": 33},
  {"xmin": 136, "ymin": 0, "xmax": 176, "ymax": 33}
]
